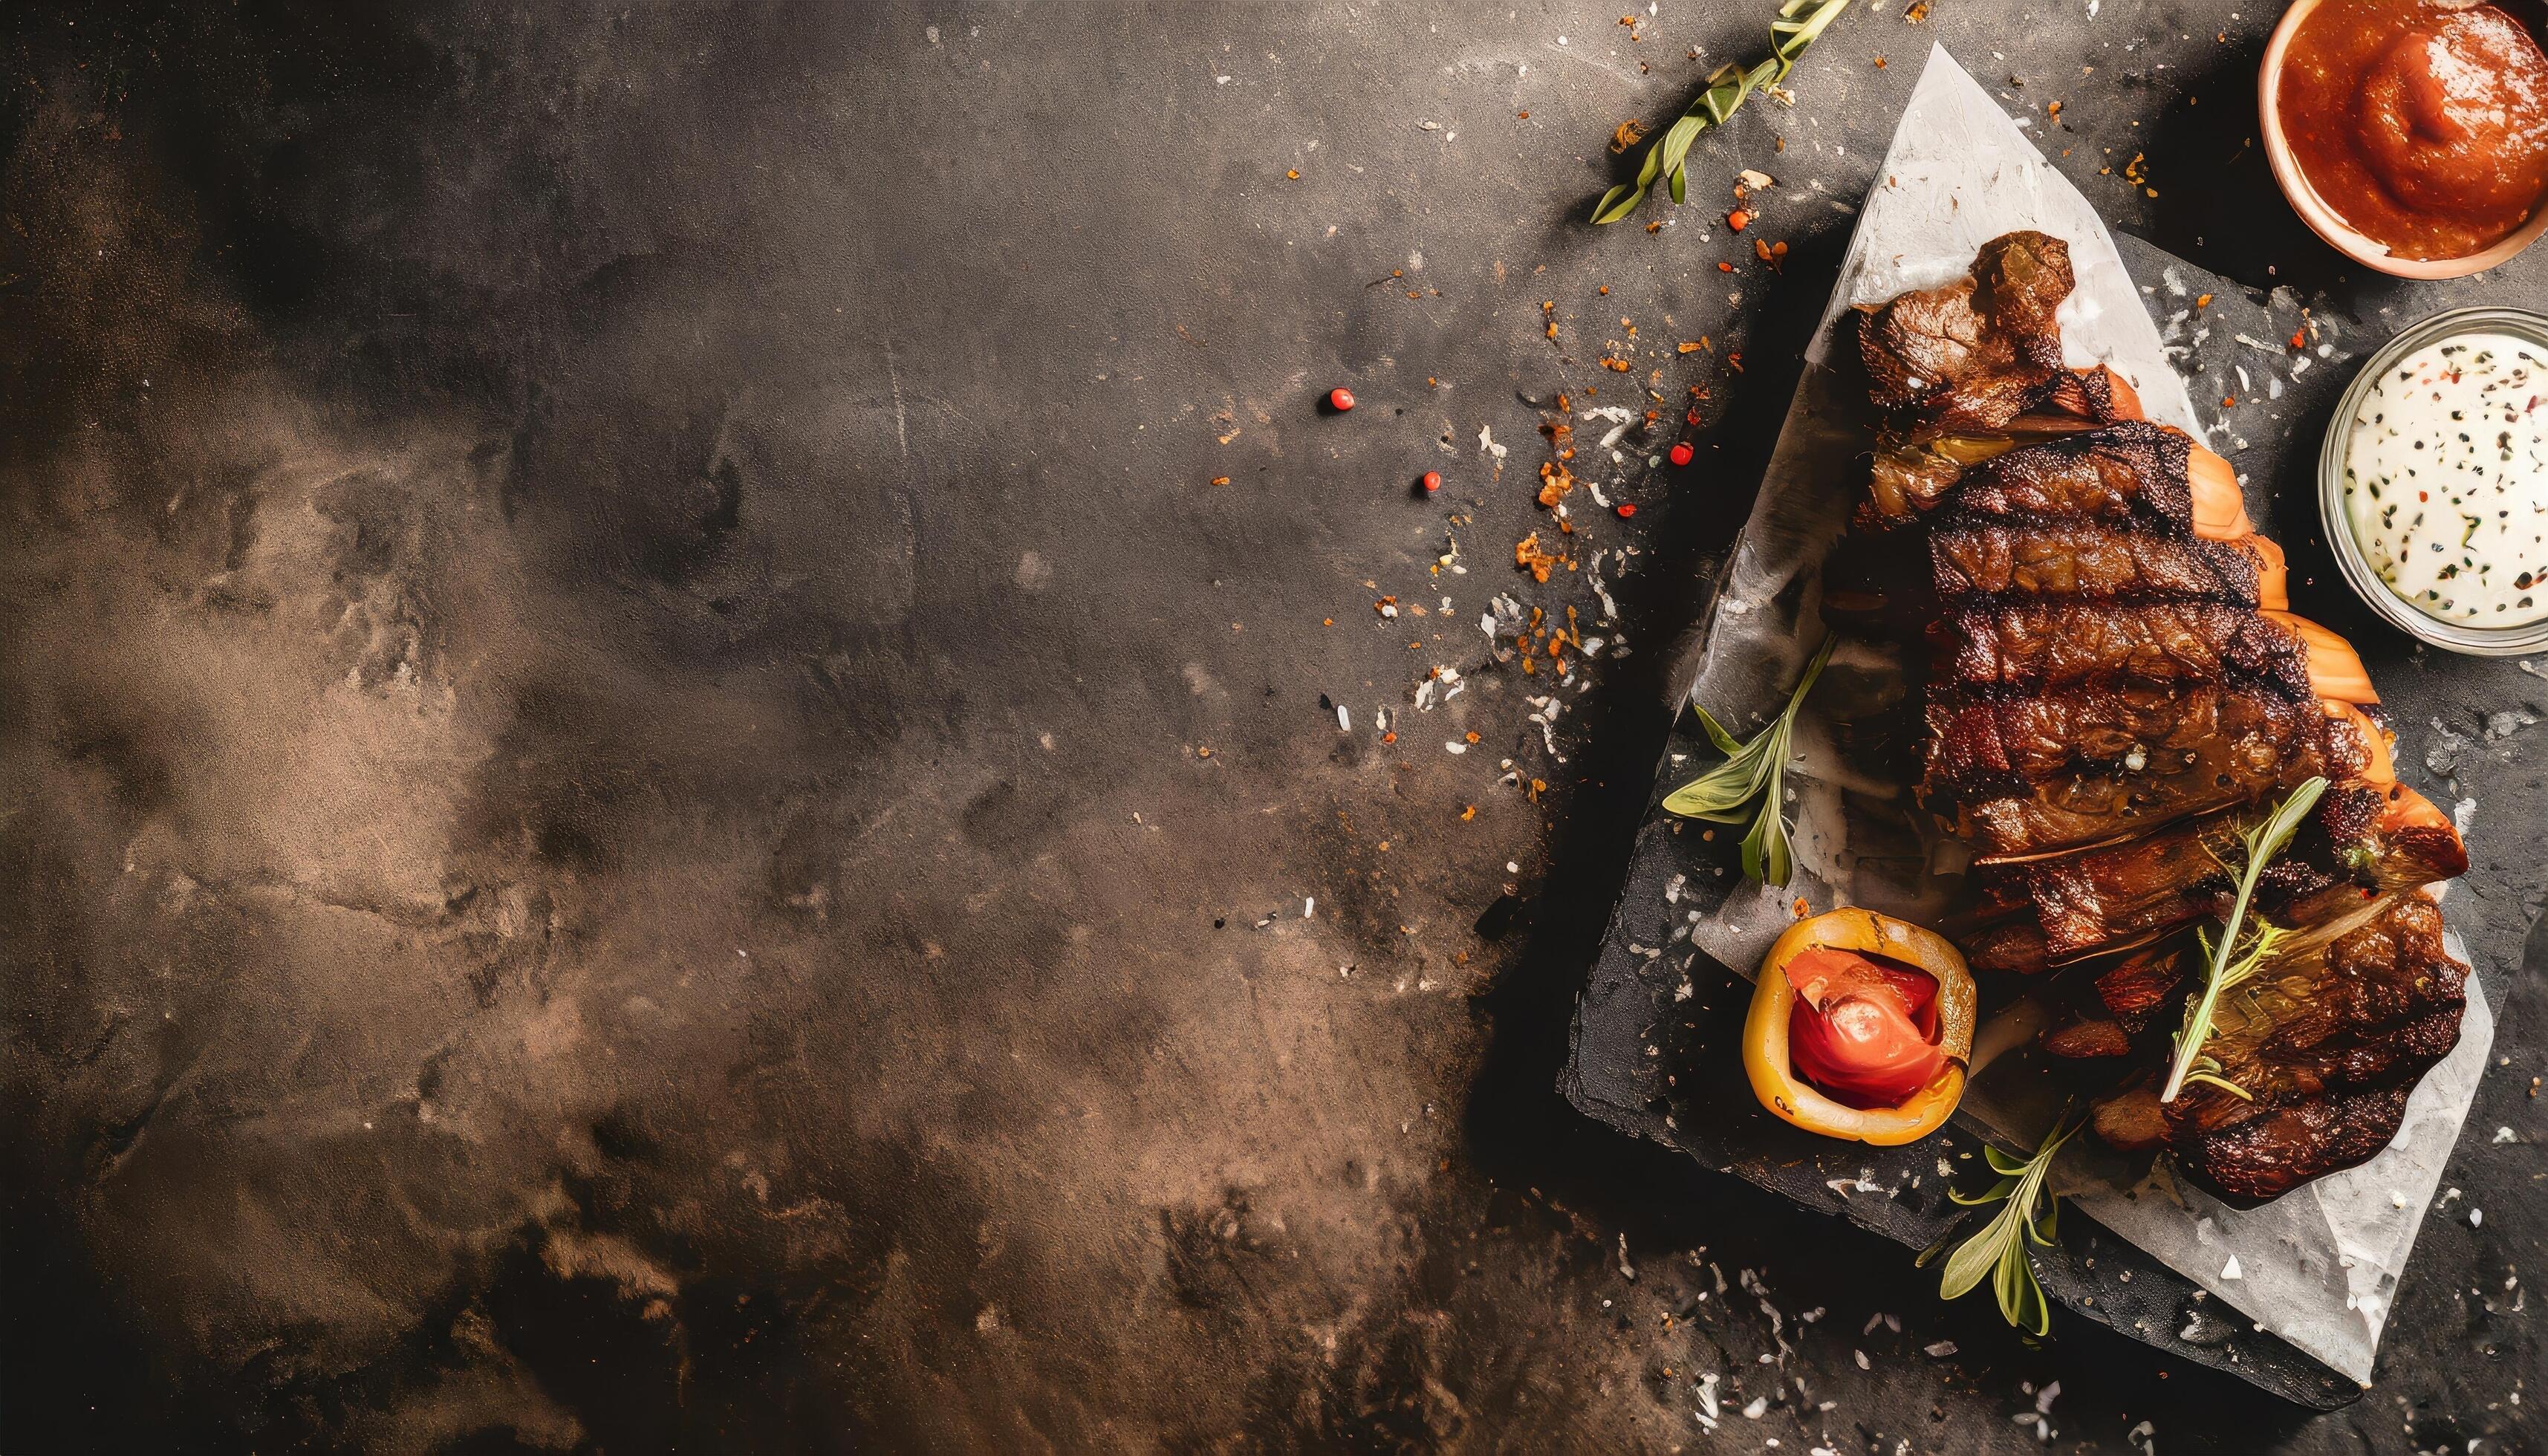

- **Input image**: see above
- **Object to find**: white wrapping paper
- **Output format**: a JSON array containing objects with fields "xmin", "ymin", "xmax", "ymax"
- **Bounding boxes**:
[{"xmin": 1676, "ymin": 45, "xmax": 2496, "ymax": 1385}]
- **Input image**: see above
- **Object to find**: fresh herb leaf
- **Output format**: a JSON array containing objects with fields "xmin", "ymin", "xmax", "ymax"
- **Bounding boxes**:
[
  {"xmin": 2158, "ymin": 776, "xmax": 2327, "ymax": 1104},
  {"xmin": 1920, "ymin": 1109, "xmax": 2081, "ymax": 1335},
  {"xmin": 1660, "ymin": 637, "xmax": 1833, "ymax": 886},
  {"xmin": 1590, "ymin": 0, "xmax": 1853, "ymax": 224}
]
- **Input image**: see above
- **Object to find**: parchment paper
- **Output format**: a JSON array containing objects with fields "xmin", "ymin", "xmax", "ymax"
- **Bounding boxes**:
[{"xmin": 1671, "ymin": 44, "xmax": 2497, "ymax": 1385}]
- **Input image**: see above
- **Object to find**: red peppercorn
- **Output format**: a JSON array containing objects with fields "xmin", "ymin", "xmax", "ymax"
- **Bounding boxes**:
[
  {"xmin": 1327, "ymin": 387, "xmax": 1356, "ymax": 412},
  {"xmin": 1420, "ymin": 471, "xmax": 1442, "ymax": 493},
  {"xmin": 1668, "ymin": 442, "xmax": 1695, "ymax": 467},
  {"xmin": 1616, "ymin": 503, "xmax": 1637, "ymax": 519}
]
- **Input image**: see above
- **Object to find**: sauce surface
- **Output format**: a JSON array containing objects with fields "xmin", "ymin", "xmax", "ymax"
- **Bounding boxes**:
[
  {"xmin": 2278, "ymin": 0, "xmax": 2548, "ymax": 260},
  {"xmin": 2341, "ymin": 332, "xmax": 2548, "ymax": 626}
]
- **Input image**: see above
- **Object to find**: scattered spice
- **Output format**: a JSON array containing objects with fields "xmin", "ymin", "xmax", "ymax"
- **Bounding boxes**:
[
  {"xmin": 1328, "ymin": 387, "xmax": 1356, "ymax": 412},
  {"xmin": 2195, "ymin": 291, "xmax": 2214, "ymax": 309},
  {"xmin": 1669, "ymin": 442, "xmax": 1696, "ymax": 467},
  {"xmin": 1286, "ymin": 169, "xmax": 1301, "ymax": 180},
  {"xmin": 1717, "ymin": 261, "xmax": 1735, "ymax": 273},
  {"xmin": 1611, "ymin": 118, "xmax": 1648, "ymax": 154},
  {"xmin": 1677, "ymin": 340, "xmax": 1706, "ymax": 354},
  {"xmin": 1727, "ymin": 208, "xmax": 1752, "ymax": 231},
  {"xmin": 1515, "ymin": 533, "xmax": 1560, "ymax": 582},
  {"xmin": 1421, "ymin": 471, "xmax": 1442, "ymax": 493},
  {"xmin": 1754, "ymin": 237, "xmax": 1789, "ymax": 270},
  {"xmin": 1617, "ymin": 503, "xmax": 1639, "ymax": 518},
  {"xmin": 1210, "ymin": 475, "xmax": 1231, "ymax": 486},
  {"xmin": 1538, "ymin": 460, "xmax": 1576, "ymax": 507}
]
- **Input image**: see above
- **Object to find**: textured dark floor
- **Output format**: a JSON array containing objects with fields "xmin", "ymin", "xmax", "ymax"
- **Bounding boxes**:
[{"xmin": 2, "ymin": 3, "xmax": 2541, "ymax": 1453}]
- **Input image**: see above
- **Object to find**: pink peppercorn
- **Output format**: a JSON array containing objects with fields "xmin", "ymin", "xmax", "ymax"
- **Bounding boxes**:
[
  {"xmin": 1668, "ymin": 442, "xmax": 1695, "ymax": 467},
  {"xmin": 1420, "ymin": 471, "xmax": 1442, "ymax": 493},
  {"xmin": 1327, "ymin": 387, "xmax": 1356, "ymax": 412}
]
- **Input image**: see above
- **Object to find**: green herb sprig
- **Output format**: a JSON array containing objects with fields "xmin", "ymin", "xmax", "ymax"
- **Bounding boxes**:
[
  {"xmin": 2158, "ymin": 776, "xmax": 2329, "ymax": 1105},
  {"xmin": 1920, "ymin": 1109, "xmax": 2082, "ymax": 1335},
  {"xmin": 1590, "ymin": 0, "xmax": 1853, "ymax": 225},
  {"xmin": 1660, "ymin": 636, "xmax": 1833, "ymax": 887}
]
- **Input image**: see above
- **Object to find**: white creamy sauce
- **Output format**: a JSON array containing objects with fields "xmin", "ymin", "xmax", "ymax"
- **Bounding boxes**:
[{"xmin": 2341, "ymin": 331, "xmax": 2548, "ymax": 626}]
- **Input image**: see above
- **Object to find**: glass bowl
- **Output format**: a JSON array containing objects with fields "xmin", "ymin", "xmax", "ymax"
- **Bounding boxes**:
[{"xmin": 2317, "ymin": 305, "xmax": 2548, "ymax": 657}]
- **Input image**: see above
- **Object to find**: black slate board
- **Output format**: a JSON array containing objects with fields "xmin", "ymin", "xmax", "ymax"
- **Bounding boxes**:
[{"xmin": 1564, "ymin": 232, "xmax": 2548, "ymax": 1411}]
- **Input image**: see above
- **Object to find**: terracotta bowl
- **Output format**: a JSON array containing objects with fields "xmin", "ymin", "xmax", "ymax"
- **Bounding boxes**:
[{"xmin": 2258, "ymin": 0, "xmax": 2548, "ymax": 279}]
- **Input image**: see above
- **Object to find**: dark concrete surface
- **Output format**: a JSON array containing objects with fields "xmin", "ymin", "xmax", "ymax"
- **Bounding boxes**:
[{"xmin": 1, "ymin": 3, "xmax": 2539, "ymax": 1453}]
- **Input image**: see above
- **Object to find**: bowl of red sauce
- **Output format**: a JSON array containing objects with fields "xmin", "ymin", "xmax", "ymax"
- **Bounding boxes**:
[{"xmin": 2261, "ymin": 0, "xmax": 2548, "ymax": 278}]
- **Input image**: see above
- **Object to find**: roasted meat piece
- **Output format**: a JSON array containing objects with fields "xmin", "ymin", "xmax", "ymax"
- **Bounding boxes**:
[
  {"xmin": 1934, "ymin": 600, "xmax": 2312, "ymax": 696},
  {"xmin": 2085, "ymin": 893, "xmax": 2468, "ymax": 1206},
  {"xmin": 1921, "ymin": 691, "xmax": 2379, "ymax": 858},
  {"xmin": 1923, "ymin": 684, "xmax": 2367, "ymax": 796},
  {"xmin": 1864, "ymin": 420, "xmax": 2191, "ymax": 530},
  {"xmin": 1856, "ymin": 231, "xmax": 2076, "ymax": 430},
  {"xmin": 1850, "ymin": 230, "xmax": 2472, "ymax": 1207},
  {"xmin": 1928, "ymin": 521, "xmax": 2263, "ymax": 605},
  {"xmin": 1965, "ymin": 783, "xmax": 2468, "ymax": 972}
]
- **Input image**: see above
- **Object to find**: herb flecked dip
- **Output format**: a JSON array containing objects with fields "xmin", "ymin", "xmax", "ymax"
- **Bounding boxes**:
[{"xmin": 2341, "ymin": 333, "xmax": 2548, "ymax": 626}]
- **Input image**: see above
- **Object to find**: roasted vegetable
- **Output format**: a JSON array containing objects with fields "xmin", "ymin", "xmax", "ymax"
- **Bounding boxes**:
[{"xmin": 1743, "ymin": 909, "xmax": 1976, "ymax": 1144}]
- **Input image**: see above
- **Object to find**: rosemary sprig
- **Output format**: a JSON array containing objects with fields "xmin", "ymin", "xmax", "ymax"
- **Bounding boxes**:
[
  {"xmin": 2158, "ymin": 776, "xmax": 2329, "ymax": 1104},
  {"xmin": 1660, "ymin": 636, "xmax": 1833, "ymax": 887},
  {"xmin": 1590, "ymin": 0, "xmax": 1853, "ymax": 225},
  {"xmin": 1920, "ymin": 1108, "xmax": 2082, "ymax": 1335}
]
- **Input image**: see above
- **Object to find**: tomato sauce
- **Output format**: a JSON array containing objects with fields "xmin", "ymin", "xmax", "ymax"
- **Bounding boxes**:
[{"xmin": 2277, "ymin": 0, "xmax": 2548, "ymax": 260}]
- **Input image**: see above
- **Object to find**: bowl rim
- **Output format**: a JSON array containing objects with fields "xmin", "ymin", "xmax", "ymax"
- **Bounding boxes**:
[
  {"xmin": 2315, "ymin": 305, "xmax": 2548, "ymax": 656},
  {"xmin": 2258, "ymin": 0, "xmax": 2548, "ymax": 281}
]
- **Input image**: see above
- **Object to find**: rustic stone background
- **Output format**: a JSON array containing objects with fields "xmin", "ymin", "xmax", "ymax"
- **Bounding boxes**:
[{"xmin": 3, "ymin": 2, "xmax": 2539, "ymax": 1452}]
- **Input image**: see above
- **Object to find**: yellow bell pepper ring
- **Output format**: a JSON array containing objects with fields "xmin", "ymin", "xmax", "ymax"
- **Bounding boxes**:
[{"xmin": 1741, "ymin": 908, "xmax": 1977, "ymax": 1145}]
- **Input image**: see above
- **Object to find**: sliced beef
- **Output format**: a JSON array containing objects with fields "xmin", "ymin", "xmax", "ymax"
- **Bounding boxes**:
[
  {"xmin": 1929, "ymin": 522, "xmax": 2263, "ymax": 605},
  {"xmin": 2110, "ymin": 894, "xmax": 2469, "ymax": 1206},
  {"xmin": 1920, "ymin": 683, "xmax": 2337, "ymax": 795},
  {"xmin": 1923, "ymin": 691, "xmax": 2374, "ymax": 859},
  {"xmin": 1934, "ymin": 600, "xmax": 2311, "ymax": 697},
  {"xmin": 1862, "ymin": 420, "xmax": 2191, "ymax": 531},
  {"xmin": 1855, "ymin": 231, "xmax": 2076, "ymax": 430},
  {"xmin": 1967, "ymin": 785, "xmax": 2468, "ymax": 972}
]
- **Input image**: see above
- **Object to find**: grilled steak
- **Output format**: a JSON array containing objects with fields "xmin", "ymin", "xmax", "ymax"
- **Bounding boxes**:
[
  {"xmin": 1923, "ymin": 691, "xmax": 2376, "ymax": 858},
  {"xmin": 1929, "ymin": 521, "xmax": 2263, "ymax": 605},
  {"xmin": 1856, "ymin": 231, "xmax": 2076, "ymax": 430},
  {"xmin": 2085, "ymin": 893, "xmax": 2467, "ymax": 1206},
  {"xmin": 1844, "ymin": 230, "xmax": 2474, "ymax": 1207},
  {"xmin": 1920, "ymin": 683, "xmax": 2344, "ymax": 795},
  {"xmin": 1863, "ymin": 420, "xmax": 2191, "ymax": 530},
  {"xmin": 1966, "ymin": 784, "xmax": 2467, "ymax": 971},
  {"xmin": 1934, "ymin": 600, "xmax": 2311, "ymax": 696}
]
